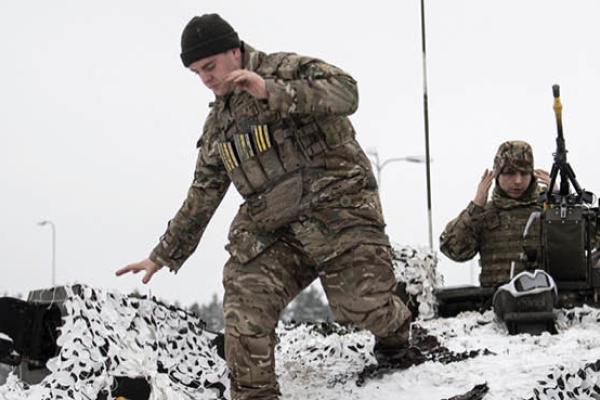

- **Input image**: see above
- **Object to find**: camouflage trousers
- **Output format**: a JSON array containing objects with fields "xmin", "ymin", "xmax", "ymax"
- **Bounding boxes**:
[{"xmin": 222, "ymin": 239, "xmax": 411, "ymax": 400}]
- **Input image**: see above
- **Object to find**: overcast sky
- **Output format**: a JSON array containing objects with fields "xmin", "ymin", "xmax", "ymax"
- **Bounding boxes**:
[{"xmin": 1, "ymin": 1, "xmax": 599, "ymax": 306}]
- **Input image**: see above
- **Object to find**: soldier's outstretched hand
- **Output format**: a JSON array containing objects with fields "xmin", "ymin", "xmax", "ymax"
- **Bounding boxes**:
[
  {"xmin": 115, "ymin": 258, "xmax": 162, "ymax": 284},
  {"xmin": 225, "ymin": 69, "xmax": 267, "ymax": 99},
  {"xmin": 473, "ymin": 169, "xmax": 494, "ymax": 207}
]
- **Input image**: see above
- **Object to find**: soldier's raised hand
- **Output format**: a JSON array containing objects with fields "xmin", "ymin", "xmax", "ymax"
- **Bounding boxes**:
[
  {"xmin": 225, "ymin": 69, "xmax": 267, "ymax": 99},
  {"xmin": 473, "ymin": 169, "xmax": 495, "ymax": 207},
  {"xmin": 115, "ymin": 258, "xmax": 162, "ymax": 284}
]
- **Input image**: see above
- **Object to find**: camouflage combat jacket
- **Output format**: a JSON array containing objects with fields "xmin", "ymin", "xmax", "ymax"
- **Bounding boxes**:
[
  {"xmin": 440, "ymin": 181, "xmax": 542, "ymax": 287},
  {"xmin": 150, "ymin": 43, "xmax": 390, "ymax": 271}
]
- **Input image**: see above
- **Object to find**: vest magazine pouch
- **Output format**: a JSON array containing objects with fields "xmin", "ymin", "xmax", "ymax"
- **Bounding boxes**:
[
  {"xmin": 247, "ymin": 173, "xmax": 303, "ymax": 232},
  {"xmin": 240, "ymin": 123, "xmax": 287, "ymax": 181},
  {"xmin": 218, "ymin": 140, "xmax": 256, "ymax": 197},
  {"xmin": 272, "ymin": 127, "xmax": 303, "ymax": 172},
  {"xmin": 240, "ymin": 157, "xmax": 269, "ymax": 190},
  {"xmin": 493, "ymin": 270, "xmax": 557, "ymax": 335},
  {"xmin": 228, "ymin": 167, "xmax": 255, "ymax": 197},
  {"xmin": 257, "ymin": 147, "xmax": 287, "ymax": 181}
]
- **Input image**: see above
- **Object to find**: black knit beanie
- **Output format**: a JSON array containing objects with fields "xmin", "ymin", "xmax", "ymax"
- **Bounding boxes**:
[{"xmin": 180, "ymin": 14, "xmax": 241, "ymax": 67}]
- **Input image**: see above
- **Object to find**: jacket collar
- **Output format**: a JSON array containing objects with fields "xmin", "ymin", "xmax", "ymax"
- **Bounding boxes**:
[
  {"xmin": 241, "ymin": 42, "xmax": 263, "ymax": 72},
  {"xmin": 492, "ymin": 178, "xmax": 540, "ymax": 209}
]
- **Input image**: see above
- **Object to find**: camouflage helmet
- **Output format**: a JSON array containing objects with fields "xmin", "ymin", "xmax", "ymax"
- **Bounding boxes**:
[{"xmin": 493, "ymin": 140, "xmax": 534, "ymax": 176}]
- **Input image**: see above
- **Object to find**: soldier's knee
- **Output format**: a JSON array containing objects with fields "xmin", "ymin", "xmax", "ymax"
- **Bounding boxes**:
[
  {"xmin": 322, "ymin": 244, "xmax": 396, "ymax": 297},
  {"xmin": 224, "ymin": 302, "xmax": 280, "ymax": 337},
  {"xmin": 330, "ymin": 294, "xmax": 411, "ymax": 338}
]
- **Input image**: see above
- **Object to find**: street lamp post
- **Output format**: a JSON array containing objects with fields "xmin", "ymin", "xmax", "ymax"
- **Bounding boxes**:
[
  {"xmin": 366, "ymin": 150, "xmax": 428, "ymax": 189},
  {"xmin": 37, "ymin": 220, "xmax": 56, "ymax": 287}
]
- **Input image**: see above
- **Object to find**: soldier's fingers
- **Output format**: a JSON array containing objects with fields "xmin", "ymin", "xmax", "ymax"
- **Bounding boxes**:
[
  {"xmin": 481, "ymin": 169, "xmax": 493, "ymax": 182},
  {"xmin": 233, "ymin": 77, "xmax": 250, "ymax": 87},
  {"xmin": 225, "ymin": 69, "xmax": 245, "ymax": 82},
  {"xmin": 115, "ymin": 263, "xmax": 143, "ymax": 276},
  {"xmin": 142, "ymin": 269, "xmax": 155, "ymax": 284},
  {"xmin": 230, "ymin": 75, "xmax": 253, "ymax": 90},
  {"xmin": 231, "ymin": 72, "xmax": 246, "ymax": 82},
  {"xmin": 483, "ymin": 171, "xmax": 494, "ymax": 184},
  {"xmin": 115, "ymin": 265, "xmax": 134, "ymax": 276}
]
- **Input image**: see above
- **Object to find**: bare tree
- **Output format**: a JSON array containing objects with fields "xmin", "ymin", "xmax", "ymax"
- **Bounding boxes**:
[{"xmin": 192, "ymin": 294, "xmax": 224, "ymax": 332}]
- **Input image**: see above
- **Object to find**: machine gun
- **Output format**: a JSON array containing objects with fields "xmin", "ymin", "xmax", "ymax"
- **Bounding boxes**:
[{"xmin": 534, "ymin": 85, "xmax": 600, "ymax": 304}]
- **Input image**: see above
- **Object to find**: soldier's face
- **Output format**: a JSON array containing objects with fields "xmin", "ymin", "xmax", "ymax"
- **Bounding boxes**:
[
  {"xmin": 497, "ymin": 169, "xmax": 532, "ymax": 198},
  {"xmin": 189, "ymin": 49, "xmax": 242, "ymax": 96}
]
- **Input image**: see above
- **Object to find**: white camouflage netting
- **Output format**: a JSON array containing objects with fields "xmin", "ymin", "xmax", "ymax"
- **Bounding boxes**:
[
  {"xmin": 0, "ymin": 285, "xmax": 228, "ymax": 400},
  {"xmin": 3, "ymin": 247, "xmax": 600, "ymax": 399},
  {"xmin": 391, "ymin": 244, "xmax": 442, "ymax": 320}
]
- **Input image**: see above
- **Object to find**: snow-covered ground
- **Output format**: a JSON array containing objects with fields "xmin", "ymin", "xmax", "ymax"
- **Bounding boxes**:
[{"xmin": 2, "ymin": 248, "xmax": 600, "ymax": 400}]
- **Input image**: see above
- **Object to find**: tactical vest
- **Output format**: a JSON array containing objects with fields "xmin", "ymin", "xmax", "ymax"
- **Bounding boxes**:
[
  {"xmin": 478, "ymin": 204, "xmax": 541, "ymax": 287},
  {"xmin": 213, "ymin": 51, "xmax": 356, "ymax": 231}
]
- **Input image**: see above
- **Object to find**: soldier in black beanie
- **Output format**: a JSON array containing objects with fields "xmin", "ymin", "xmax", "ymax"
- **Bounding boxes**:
[
  {"xmin": 176, "ymin": 14, "xmax": 266, "ymax": 98},
  {"xmin": 118, "ymin": 13, "xmax": 417, "ymax": 400},
  {"xmin": 180, "ymin": 14, "xmax": 241, "ymax": 67}
]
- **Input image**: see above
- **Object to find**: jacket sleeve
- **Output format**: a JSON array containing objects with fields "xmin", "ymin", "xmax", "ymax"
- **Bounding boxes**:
[
  {"xmin": 439, "ymin": 201, "xmax": 485, "ymax": 262},
  {"xmin": 149, "ymin": 114, "xmax": 230, "ymax": 272},
  {"xmin": 264, "ymin": 56, "xmax": 358, "ymax": 116}
]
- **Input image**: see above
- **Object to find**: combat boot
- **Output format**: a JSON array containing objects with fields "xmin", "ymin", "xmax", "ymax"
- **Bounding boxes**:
[
  {"xmin": 373, "ymin": 341, "xmax": 426, "ymax": 369},
  {"xmin": 373, "ymin": 322, "xmax": 426, "ymax": 369}
]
